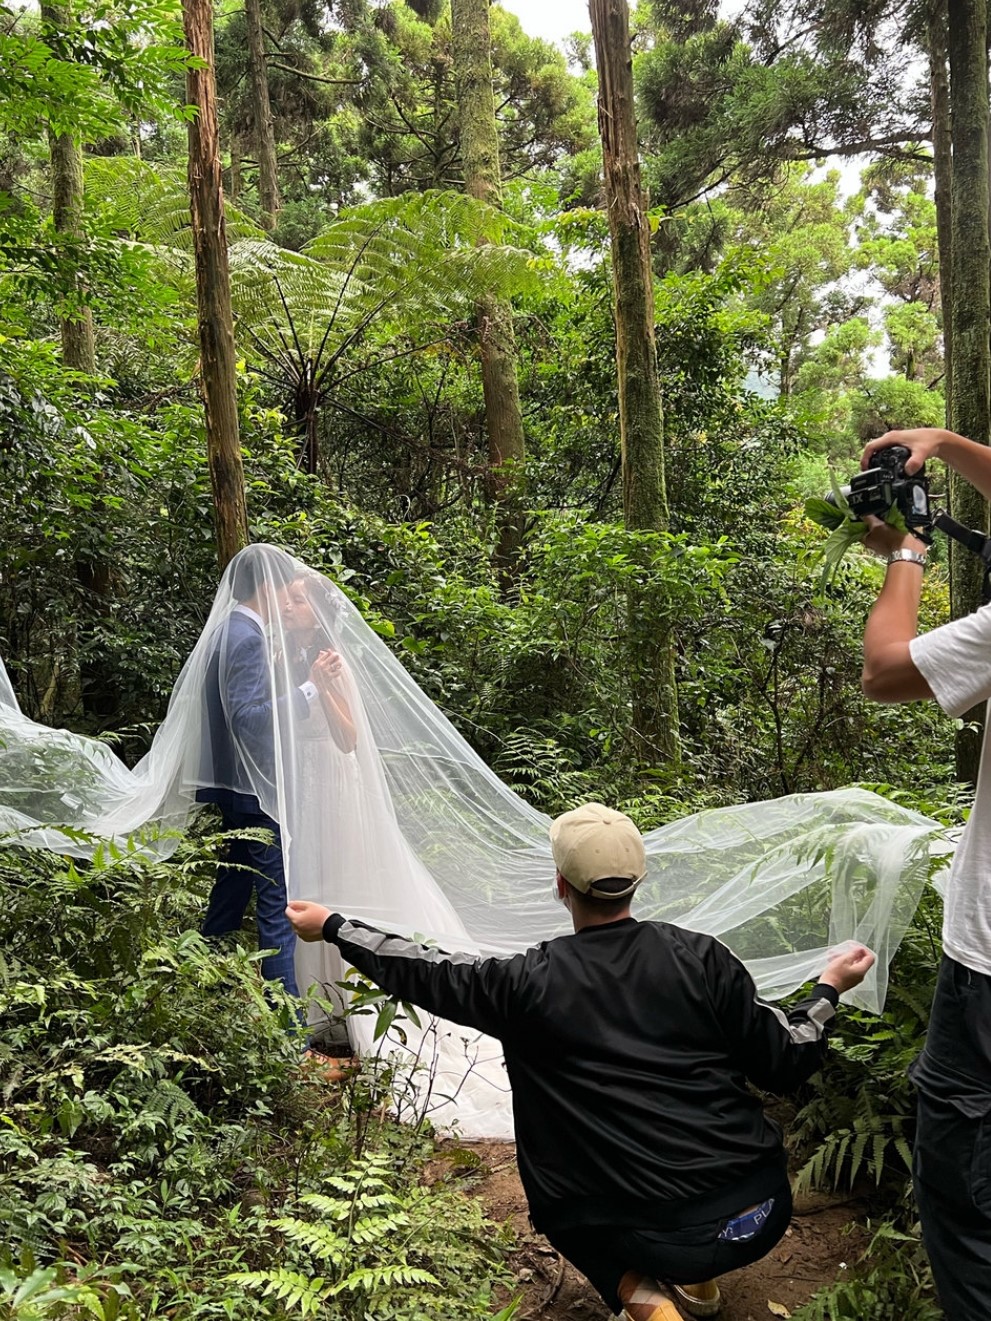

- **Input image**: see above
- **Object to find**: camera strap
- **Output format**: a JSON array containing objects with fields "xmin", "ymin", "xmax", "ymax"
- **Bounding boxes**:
[{"xmin": 933, "ymin": 511, "xmax": 991, "ymax": 604}]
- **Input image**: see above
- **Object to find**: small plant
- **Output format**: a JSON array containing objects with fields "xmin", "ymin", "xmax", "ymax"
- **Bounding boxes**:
[
  {"xmin": 0, "ymin": 1252, "xmax": 138, "ymax": 1320},
  {"xmin": 0, "ymin": 842, "xmax": 518, "ymax": 1320},
  {"xmin": 230, "ymin": 1151, "xmax": 518, "ymax": 1319},
  {"xmin": 792, "ymin": 1216, "xmax": 938, "ymax": 1320}
]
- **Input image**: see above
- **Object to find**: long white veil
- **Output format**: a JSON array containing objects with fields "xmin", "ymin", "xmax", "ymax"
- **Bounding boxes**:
[{"xmin": 0, "ymin": 544, "xmax": 948, "ymax": 1136}]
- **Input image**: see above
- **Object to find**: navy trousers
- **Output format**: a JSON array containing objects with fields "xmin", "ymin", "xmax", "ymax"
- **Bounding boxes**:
[
  {"xmin": 201, "ymin": 804, "xmax": 300, "ymax": 998},
  {"xmin": 911, "ymin": 955, "xmax": 991, "ymax": 1319}
]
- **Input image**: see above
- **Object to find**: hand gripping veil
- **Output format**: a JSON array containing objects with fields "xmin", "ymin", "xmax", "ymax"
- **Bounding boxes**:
[{"xmin": 0, "ymin": 544, "xmax": 948, "ymax": 1137}]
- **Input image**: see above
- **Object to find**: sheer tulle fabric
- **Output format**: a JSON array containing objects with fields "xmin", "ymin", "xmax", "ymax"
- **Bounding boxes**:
[{"xmin": 0, "ymin": 544, "xmax": 948, "ymax": 1137}]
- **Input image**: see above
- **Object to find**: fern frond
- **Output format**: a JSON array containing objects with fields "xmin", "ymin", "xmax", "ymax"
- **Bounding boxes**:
[
  {"xmin": 84, "ymin": 157, "xmax": 264, "ymax": 252},
  {"xmin": 228, "ymin": 1269, "xmax": 326, "ymax": 1316},
  {"xmin": 327, "ymin": 1263, "xmax": 439, "ymax": 1295}
]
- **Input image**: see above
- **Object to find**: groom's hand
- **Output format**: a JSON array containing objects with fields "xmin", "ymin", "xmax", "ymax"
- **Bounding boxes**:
[{"xmin": 286, "ymin": 900, "xmax": 333, "ymax": 942}]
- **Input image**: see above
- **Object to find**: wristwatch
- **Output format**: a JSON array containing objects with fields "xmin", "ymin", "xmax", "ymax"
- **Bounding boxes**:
[{"xmin": 886, "ymin": 548, "xmax": 927, "ymax": 568}]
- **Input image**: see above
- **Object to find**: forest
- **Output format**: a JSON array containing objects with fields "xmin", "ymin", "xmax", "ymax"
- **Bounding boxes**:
[{"xmin": 0, "ymin": 0, "xmax": 985, "ymax": 1316}]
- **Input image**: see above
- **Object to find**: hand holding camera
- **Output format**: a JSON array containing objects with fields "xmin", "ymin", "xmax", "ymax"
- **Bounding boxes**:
[
  {"xmin": 861, "ymin": 428, "xmax": 946, "ymax": 476},
  {"xmin": 805, "ymin": 436, "xmax": 935, "ymax": 583}
]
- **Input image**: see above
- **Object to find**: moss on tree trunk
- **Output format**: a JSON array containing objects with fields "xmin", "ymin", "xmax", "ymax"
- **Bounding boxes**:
[
  {"xmin": 451, "ymin": 0, "xmax": 525, "ymax": 574},
  {"xmin": 244, "ymin": 0, "xmax": 280, "ymax": 231},
  {"xmin": 928, "ymin": 0, "xmax": 952, "ymax": 416},
  {"xmin": 43, "ymin": 0, "xmax": 121, "ymax": 721},
  {"xmin": 590, "ymin": 0, "xmax": 680, "ymax": 767},
  {"xmin": 947, "ymin": 0, "xmax": 990, "ymax": 780},
  {"xmin": 183, "ymin": 0, "xmax": 249, "ymax": 572}
]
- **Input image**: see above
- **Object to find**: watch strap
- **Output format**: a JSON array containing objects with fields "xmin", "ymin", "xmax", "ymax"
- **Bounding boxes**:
[{"xmin": 886, "ymin": 548, "xmax": 927, "ymax": 567}]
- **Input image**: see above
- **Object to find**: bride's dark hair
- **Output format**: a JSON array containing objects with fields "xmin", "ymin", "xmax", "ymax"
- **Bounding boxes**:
[{"xmin": 295, "ymin": 572, "xmax": 340, "ymax": 621}]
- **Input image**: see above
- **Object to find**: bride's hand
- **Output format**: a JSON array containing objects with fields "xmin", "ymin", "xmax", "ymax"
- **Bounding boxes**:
[
  {"xmin": 310, "ymin": 649, "xmax": 344, "ymax": 691},
  {"xmin": 286, "ymin": 900, "xmax": 332, "ymax": 941}
]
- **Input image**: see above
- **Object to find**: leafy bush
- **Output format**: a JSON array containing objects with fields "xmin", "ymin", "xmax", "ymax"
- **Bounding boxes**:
[
  {"xmin": 0, "ymin": 840, "xmax": 515, "ymax": 1319},
  {"xmin": 793, "ymin": 1218, "xmax": 938, "ymax": 1320},
  {"xmin": 232, "ymin": 1151, "xmax": 518, "ymax": 1320}
]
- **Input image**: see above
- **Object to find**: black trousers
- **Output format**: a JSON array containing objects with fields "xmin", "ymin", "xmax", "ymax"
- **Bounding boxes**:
[
  {"xmin": 912, "ymin": 955, "xmax": 991, "ymax": 1320},
  {"xmin": 544, "ymin": 1178, "xmax": 792, "ymax": 1315}
]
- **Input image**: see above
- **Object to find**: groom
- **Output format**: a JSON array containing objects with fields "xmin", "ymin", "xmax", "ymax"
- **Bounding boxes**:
[{"xmin": 197, "ymin": 547, "xmax": 318, "ymax": 998}]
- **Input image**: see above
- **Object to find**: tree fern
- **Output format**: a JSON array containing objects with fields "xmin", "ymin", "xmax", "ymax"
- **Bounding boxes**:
[
  {"xmin": 81, "ymin": 158, "xmax": 550, "ymax": 469},
  {"xmin": 85, "ymin": 157, "xmax": 264, "ymax": 259}
]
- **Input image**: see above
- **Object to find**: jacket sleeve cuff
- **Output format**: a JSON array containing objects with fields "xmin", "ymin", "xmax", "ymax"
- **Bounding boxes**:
[
  {"xmin": 323, "ymin": 913, "xmax": 346, "ymax": 943},
  {"xmin": 811, "ymin": 982, "xmax": 840, "ymax": 1008}
]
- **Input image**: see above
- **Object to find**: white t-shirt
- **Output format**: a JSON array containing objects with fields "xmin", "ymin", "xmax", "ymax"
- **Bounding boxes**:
[{"xmin": 911, "ymin": 603, "xmax": 991, "ymax": 974}]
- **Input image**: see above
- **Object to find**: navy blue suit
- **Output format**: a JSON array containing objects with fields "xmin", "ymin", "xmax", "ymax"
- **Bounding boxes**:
[{"xmin": 198, "ymin": 608, "xmax": 309, "ymax": 996}]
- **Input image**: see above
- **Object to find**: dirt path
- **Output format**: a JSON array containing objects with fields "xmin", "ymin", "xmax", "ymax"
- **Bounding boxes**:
[{"xmin": 448, "ymin": 1143, "xmax": 863, "ymax": 1320}]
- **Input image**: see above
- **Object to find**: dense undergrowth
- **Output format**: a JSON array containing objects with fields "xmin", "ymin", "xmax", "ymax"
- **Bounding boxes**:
[{"xmin": 0, "ymin": 838, "xmax": 518, "ymax": 1320}]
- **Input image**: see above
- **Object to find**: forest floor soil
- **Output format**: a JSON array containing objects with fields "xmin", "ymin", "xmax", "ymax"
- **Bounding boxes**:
[{"xmin": 435, "ymin": 1141, "xmax": 865, "ymax": 1321}]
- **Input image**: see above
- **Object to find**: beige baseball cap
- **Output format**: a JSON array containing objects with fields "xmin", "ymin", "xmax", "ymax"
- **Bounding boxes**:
[{"xmin": 549, "ymin": 802, "xmax": 647, "ymax": 898}]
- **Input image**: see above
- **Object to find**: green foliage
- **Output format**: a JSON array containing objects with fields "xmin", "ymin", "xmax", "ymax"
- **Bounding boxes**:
[
  {"xmin": 802, "ymin": 480, "xmax": 911, "ymax": 589},
  {"xmin": 0, "ymin": 0, "xmax": 192, "ymax": 142},
  {"xmin": 0, "ymin": 840, "xmax": 515, "ymax": 1319},
  {"xmin": 231, "ymin": 1151, "xmax": 517, "ymax": 1319},
  {"xmin": 792, "ymin": 1218, "xmax": 939, "ymax": 1320},
  {"xmin": 0, "ymin": 1255, "xmax": 139, "ymax": 1320},
  {"xmin": 341, "ymin": 0, "xmax": 596, "ymax": 199},
  {"xmin": 849, "ymin": 377, "xmax": 946, "ymax": 441},
  {"xmin": 0, "ymin": 336, "xmax": 217, "ymax": 728}
]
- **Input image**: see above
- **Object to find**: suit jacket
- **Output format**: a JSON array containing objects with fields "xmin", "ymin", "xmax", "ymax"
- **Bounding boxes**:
[{"xmin": 196, "ymin": 608, "xmax": 309, "ymax": 816}]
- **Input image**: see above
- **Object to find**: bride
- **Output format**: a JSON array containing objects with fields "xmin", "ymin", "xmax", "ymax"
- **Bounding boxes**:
[{"xmin": 0, "ymin": 544, "xmax": 947, "ymax": 1136}]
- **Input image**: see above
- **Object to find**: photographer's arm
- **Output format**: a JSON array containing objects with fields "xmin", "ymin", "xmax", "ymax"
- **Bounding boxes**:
[
  {"xmin": 863, "ymin": 427, "xmax": 991, "ymax": 500},
  {"xmin": 860, "ymin": 522, "xmax": 935, "ymax": 703}
]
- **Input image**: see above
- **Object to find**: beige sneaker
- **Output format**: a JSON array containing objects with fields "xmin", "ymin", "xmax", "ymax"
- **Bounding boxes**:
[
  {"xmin": 672, "ymin": 1280, "xmax": 722, "ymax": 1317},
  {"xmin": 617, "ymin": 1273, "xmax": 682, "ymax": 1321},
  {"xmin": 621, "ymin": 1273, "xmax": 681, "ymax": 1315}
]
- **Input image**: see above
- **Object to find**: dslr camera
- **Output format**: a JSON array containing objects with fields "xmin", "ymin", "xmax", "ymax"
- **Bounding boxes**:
[{"xmin": 830, "ymin": 444, "xmax": 932, "ymax": 534}]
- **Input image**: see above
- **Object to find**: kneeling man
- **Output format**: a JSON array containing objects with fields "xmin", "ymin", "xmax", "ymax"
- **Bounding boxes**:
[{"xmin": 288, "ymin": 802, "xmax": 872, "ymax": 1320}]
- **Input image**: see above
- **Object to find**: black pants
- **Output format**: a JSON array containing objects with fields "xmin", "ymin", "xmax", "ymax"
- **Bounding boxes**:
[
  {"xmin": 912, "ymin": 955, "xmax": 991, "ymax": 1320},
  {"xmin": 544, "ymin": 1179, "xmax": 792, "ymax": 1315}
]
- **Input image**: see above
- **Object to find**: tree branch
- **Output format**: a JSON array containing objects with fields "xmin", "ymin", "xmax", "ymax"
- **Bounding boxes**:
[{"xmin": 268, "ymin": 61, "xmax": 363, "ymax": 86}]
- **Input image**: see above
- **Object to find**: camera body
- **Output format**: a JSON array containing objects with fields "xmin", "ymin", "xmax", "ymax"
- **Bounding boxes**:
[{"xmin": 839, "ymin": 444, "xmax": 932, "ymax": 531}]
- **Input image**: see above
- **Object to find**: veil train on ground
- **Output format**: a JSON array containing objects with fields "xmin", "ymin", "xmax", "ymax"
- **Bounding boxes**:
[{"xmin": 0, "ymin": 544, "xmax": 950, "ymax": 1138}]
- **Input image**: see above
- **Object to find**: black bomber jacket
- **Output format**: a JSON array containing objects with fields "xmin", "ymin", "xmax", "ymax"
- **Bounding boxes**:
[{"xmin": 322, "ymin": 912, "xmax": 838, "ymax": 1233}]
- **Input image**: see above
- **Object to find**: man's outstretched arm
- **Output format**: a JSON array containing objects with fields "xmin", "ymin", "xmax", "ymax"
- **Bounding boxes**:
[
  {"xmin": 286, "ymin": 901, "xmax": 523, "ymax": 1039},
  {"xmin": 705, "ymin": 939, "xmax": 875, "ymax": 1095}
]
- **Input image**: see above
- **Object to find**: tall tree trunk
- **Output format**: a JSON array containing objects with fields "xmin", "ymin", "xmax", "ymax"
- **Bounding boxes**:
[
  {"xmin": 183, "ymin": 0, "xmax": 250, "ymax": 572},
  {"xmin": 947, "ymin": 0, "xmax": 991, "ymax": 780},
  {"xmin": 43, "ymin": 0, "xmax": 120, "ymax": 723},
  {"xmin": 43, "ymin": 2, "xmax": 95, "ymax": 373},
  {"xmin": 244, "ymin": 0, "xmax": 280, "ymax": 230},
  {"xmin": 450, "ymin": 0, "xmax": 526, "ymax": 573},
  {"xmin": 589, "ymin": 0, "xmax": 680, "ymax": 766},
  {"xmin": 928, "ymin": 0, "xmax": 952, "ymax": 408}
]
